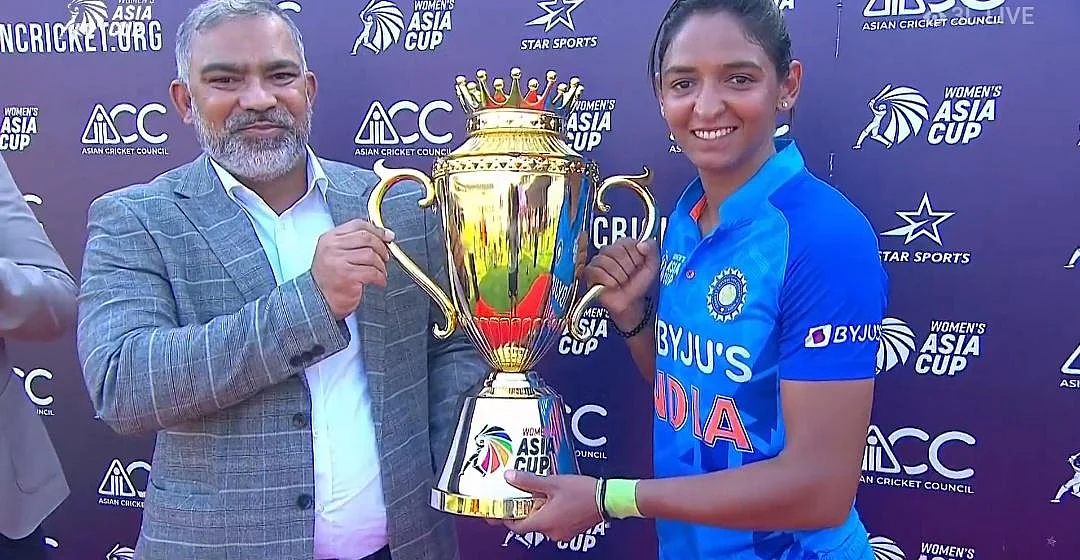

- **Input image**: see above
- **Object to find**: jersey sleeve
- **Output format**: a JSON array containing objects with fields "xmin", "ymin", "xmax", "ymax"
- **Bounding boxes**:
[{"xmin": 777, "ymin": 198, "xmax": 888, "ymax": 382}]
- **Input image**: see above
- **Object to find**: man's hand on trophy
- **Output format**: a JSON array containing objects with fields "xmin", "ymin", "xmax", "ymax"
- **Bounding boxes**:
[
  {"xmin": 500, "ymin": 471, "xmax": 602, "ymax": 542},
  {"xmin": 312, "ymin": 219, "xmax": 396, "ymax": 320},
  {"xmin": 584, "ymin": 237, "xmax": 659, "ymax": 330}
]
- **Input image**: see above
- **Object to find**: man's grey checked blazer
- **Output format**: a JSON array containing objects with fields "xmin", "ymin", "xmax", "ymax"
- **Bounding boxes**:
[
  {"xmin": 0, "ymin": 154, "xmax": 74, "ymax": 540},
  {"xmin": 76, "ymin": 152, "xmax": 489, "ymax": 560}
]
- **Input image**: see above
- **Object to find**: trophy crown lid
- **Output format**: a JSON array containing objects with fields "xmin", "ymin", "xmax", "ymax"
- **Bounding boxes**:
[{"xmin": 454, "ymin": 68, "xmax": 584, "ymax": 121}]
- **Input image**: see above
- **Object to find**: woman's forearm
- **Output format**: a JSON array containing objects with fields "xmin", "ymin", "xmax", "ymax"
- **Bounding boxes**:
[{"xmin": 634, "ymin": 453, "xmax": 857, "ymax": 531}]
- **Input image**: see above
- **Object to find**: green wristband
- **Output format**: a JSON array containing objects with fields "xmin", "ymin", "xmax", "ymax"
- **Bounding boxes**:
[{"xmin": 603, "ymin": 478, "xmax": 642, "ymax": 519}]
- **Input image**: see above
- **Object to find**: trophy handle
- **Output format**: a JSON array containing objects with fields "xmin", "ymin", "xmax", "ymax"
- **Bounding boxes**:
[
  {"xmin": 368, "ymin": 158, "xmax": 458, "ymax": 339},
  {"xmin": 566, "ymin": 167, "xmax": 658, "ymax": 341}
]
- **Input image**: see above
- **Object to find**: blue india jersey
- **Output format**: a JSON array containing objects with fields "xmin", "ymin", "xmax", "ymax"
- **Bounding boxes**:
[{"xmin": 653, "ymin": 138, "xmax": 886, "ymax": 559}]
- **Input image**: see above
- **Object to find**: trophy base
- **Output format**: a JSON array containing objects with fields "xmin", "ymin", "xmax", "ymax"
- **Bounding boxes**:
[
  {"xmin": 430, "ymin": 370, "xmax": 580, "ymax": 520},
  {"xmin": 430, "ymin": 487, "xmax": 537, "ymax": 520}
]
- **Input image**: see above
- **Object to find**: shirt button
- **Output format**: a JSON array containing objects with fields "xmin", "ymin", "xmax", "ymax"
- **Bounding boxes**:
[
  {"xmin": 292, "ymin": 413, "xmax": 308, "ymax": 428},
  {"xmin": 686, "ymin": 269, "xmax": 695, "ymax": 279},
  {"xmin": 296, "ymin": 493, "xmax": 313, "ymax": 510}
]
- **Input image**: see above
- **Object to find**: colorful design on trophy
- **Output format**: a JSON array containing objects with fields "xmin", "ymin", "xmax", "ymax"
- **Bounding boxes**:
[{"xmin": 464, "ymin": 425, "xmax": 514, "ymax": 476}]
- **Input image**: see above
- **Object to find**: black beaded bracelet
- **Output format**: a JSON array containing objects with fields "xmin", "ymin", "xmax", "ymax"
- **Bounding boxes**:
[{"xmin": 612, "ymin": 297, "xmax": 654, "ymax": 338}]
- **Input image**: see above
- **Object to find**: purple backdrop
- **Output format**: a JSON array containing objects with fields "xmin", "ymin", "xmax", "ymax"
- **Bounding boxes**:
[{"xmin": 1, "ymin": 0, "xmax": 1078, "ymax": 558}]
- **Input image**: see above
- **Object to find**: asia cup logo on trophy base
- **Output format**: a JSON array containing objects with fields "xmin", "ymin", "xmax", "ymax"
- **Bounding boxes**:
[{"xmin": 368, "ymin": 67, "xmax": 658, "ymax": 519}]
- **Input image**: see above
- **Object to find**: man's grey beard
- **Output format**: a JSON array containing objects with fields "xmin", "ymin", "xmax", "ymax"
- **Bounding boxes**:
[{"xmin": 192, "ymin": 102, "xmax": 313, "ymax": 183}]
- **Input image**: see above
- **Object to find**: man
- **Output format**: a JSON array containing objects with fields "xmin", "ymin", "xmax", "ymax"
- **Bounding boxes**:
[
  {"xmin": 76, "ymin": 1, "xmax": 487, "ymax": 559},
  {"xmin": 0, "ymin": 153, "xmax": 75, "ymax": 559}
]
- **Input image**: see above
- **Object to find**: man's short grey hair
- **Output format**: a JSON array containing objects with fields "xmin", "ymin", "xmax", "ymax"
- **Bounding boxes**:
[{"xmin": 174, "ymin": 0, "xmax": 308, "ymax": 83}]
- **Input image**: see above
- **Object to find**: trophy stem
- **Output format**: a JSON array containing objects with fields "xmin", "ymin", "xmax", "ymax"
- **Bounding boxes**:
[{"xmin": 479, "ymin": 370, "xmax": 551, "ymax": 398}]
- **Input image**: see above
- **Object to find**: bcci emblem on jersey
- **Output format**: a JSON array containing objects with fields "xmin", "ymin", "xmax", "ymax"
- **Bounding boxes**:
[{"xmin": 707, "ymin": 268, "xmax": 747, "ymax": 322}]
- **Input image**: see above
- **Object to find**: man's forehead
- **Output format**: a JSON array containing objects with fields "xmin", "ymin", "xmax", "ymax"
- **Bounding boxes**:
[{"xmin": 189, "ymin": 15, "xmax": 299, "ymax": 66}]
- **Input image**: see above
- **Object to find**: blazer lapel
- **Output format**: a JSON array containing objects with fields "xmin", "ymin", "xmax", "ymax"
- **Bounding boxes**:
[
  {"xmin": 324, "ymin": 166, "xmax": 387, "ymax": 430},
  {"xmin": 172, "ymin": 155, "xmax": 277, "ymax": 302}
]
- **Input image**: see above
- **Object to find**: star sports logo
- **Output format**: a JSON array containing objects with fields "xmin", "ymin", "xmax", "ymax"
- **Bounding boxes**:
[
  {"xmin": 878, "ymin": 192, "xmax": 971, "ymax": 266},
  {"xmin": 526, "ymin": 0, "xmax": 584, "ymax": 31},
  {"xmin": 521, "ymin": 0, "xmax": 597, "ymax": 51},
  {"xmin": 880, "ymin": 192, "xmax": 953, "ymax": 246}
]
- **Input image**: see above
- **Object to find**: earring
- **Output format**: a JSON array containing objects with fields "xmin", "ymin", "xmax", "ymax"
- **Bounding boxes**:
[{"xmin": 780, "ymin": 101, "xmax": 789, "ymax": 109}]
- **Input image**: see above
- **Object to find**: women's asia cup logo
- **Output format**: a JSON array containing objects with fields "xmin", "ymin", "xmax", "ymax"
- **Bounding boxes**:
[{"xmin": 462, "ymin": 425, "xmax": 514, "ymax": 476}]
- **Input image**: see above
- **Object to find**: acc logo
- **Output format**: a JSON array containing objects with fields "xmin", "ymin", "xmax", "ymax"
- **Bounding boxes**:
[
  {"xmin": 81, "ymin": 102, "xmax": 169, "ymax": 153},
  {"xmin": 862, "ymin": 425, "xmax": 976, "ymax": 486},
  {"xmin": 864, "ymin": 0, "xmax": 1005, "ymax": 17},
  {"xmin": 1058, "ymin": 343, "xmax": 1080, "ymax": 390},
  {"xmin": 354, "ymin": 100, "xmax": 453, "ymax": 149},
  {"xmin": 862, "ymin": 0, "xmax": 1012, "ymax": 31},
  {"xmin": 98, "ymin": 458, "xmax": 151, "ymax": 508},
  {"xmin": 707, "ymin": 268, "xmax": 746, "ymax": 322},
  {"xmin": 565, "ymin": 402, "xmax": 607, "ymax": 461},
  {"xmin": 11, "ymin": 367, "xmax": 54, "ymax": 414}
]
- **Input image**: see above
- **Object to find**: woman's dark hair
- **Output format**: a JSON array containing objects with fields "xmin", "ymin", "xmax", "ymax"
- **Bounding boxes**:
[{"xmin": 649, "ymin": 0, "xmax": 793, "ymax": 94}]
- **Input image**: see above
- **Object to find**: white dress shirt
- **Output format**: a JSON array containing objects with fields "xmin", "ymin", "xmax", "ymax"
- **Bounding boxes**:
[{"xmin": 210, "ymin": 147, "xmax": 388, "ymax": 559}]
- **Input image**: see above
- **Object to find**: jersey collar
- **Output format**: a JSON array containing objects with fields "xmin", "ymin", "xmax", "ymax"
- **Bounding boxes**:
[{"xmin": 674, "ymin": 138, "xmax": 806, "ymax": 231}]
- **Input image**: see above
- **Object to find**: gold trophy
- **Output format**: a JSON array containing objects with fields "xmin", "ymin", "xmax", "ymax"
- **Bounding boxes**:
[{"xmin": 368, "ymin": 67, "xmax": 657, "ymax": 520}]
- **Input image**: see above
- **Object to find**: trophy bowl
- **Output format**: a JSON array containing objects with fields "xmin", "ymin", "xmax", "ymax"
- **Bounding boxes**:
[{"xmin": 368, "ymin": 67, "xmax": 657, "ymax": 519}]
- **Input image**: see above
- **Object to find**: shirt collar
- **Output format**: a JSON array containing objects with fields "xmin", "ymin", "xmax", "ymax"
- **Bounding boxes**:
[
  {"xmin": 673, "ymin": 137, "xmax": 806, "ymax": 230},
  {"xmin": 209, "ymin": 145, "xmax": 329, "ymax": 204}
]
